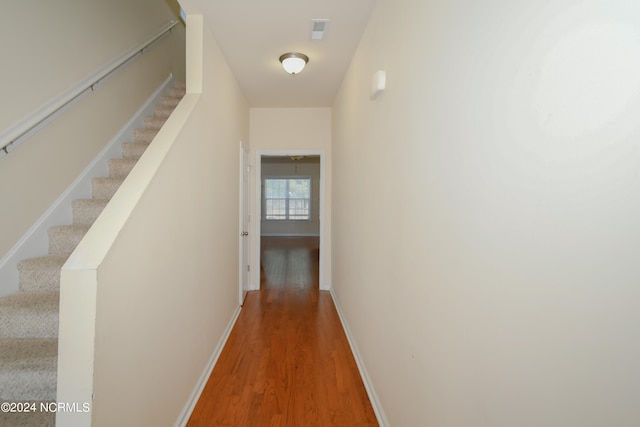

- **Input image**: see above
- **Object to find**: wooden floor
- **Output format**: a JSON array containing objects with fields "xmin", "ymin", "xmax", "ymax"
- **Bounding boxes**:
[{"xmin": 187, "ymin": 237, "xmax": 378, "ymax": 426}]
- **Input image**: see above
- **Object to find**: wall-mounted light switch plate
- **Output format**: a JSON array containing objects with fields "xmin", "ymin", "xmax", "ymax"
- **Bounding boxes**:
[{"xmin": 371, "ymin": 70, "xmax": 386, "ymax": 100}]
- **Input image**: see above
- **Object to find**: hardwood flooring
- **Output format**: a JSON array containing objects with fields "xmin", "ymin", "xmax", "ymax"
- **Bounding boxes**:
[{"xmin": 187, "ymin": 237, "xmax": 378, "ymax": 426}]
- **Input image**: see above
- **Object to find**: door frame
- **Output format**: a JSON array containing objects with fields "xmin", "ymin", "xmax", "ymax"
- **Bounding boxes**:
[
  {"xmin": 255, "ymin": 149, "xmax": 327, "ymax": 290},
  {"xmin": 238, "ymin": 141, "xmax": 250, "ymax": 305}
]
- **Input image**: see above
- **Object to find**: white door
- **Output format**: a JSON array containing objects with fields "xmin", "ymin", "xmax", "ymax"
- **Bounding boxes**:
[{"xmin": 239, "ymin": 141, "xmax": 250, "ymax": 305}]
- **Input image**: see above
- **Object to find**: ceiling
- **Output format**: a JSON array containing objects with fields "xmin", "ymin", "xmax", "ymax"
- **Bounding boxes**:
[{"xmin": 178, "ymin": 0, "xmax": 376, "ymax": 107}]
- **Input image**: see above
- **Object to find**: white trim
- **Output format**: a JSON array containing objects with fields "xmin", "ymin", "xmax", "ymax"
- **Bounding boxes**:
[
  {"xmin": 0, "ymin": 75, "xmax": 175, "ymax": 297},
  {"xmin": 330, "ymin": 288, "xmax": 389, "ymax": 427},
  {"xmin": 173, "ymin": 305, "xmax": 242, "ymax": 427},
  {"xmin": 238, "ymin": 140, "xmax": 250, "ymax": 306},
  {"xmin": 239, "ymin": 142, "xmax": 244, "ymax": 305},
  {"xmin": 255, "ymin": 150, "xmax": 327, "ymax": 290}
]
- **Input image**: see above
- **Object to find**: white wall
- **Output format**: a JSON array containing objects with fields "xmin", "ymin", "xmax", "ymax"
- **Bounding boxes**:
[
  {"xmin": 332, "ymin": 1, "xmax": 640, "ymax": 426},
  {"xmin": 249, "ymin": 108, "xmax": 331, "ymax": 289},
  {"xmin": 57, "ymin": 15, "xmax": 249, "ymax": 426},
  {"xmin": 0, "ymin": 0, "xmax": 185, "ymax": 260},
  {"xmin": 261, "ymin": 157, "xmax": 321, "ymax": 236}
]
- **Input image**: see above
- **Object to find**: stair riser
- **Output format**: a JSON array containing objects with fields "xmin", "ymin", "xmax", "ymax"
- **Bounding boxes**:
[
  {"xmin": 160, "ymin": 96, "xmax": 181, "ymax": 107},
  {"xmin": 122, "ymin": 142, "xmax": 149, "ymax": 159},
  {"xmin": 144, "ymin": 117, "xmax": 166, "ymax": 129},
  {"xmin": 72, "ymin": 201, "xmax": 108, "ymax": 225},
  {"xmin": 92, "ymin": 179, "xmax": 123, "ymax": 200},
  {"xmin": 134, "ymin": 128, "xmax": 159, "ymax": 143},
  {"xmin": 168, "ymin": 87, "xmax": 185, "ymax": 98},
  {"xmin": 0, "ymin": 382, "xmax": 57, "ymax": 402},
  {"xmin": 48, "ymin": 229, "xmax": 87, "ymax": 255},
  {"xmin": 17, "ymin": 256, "xmax": 67, "ymax": 293},
  {"xmin": 153, "ymin": 106, "xmax": 174, "ymax": 119},
  {"xmin": 109, "ymin": 159, "xmax": 137, "ymax": 179},
  {"xmin": 0, "ymin": 313, "xmax": 58, "ymax": 339},
  {"xmin": 0, "ymin": 338, "xmax": 58, "ymax": 401},
  {"xmin": 19, "ymin": 270, "xmax": 60, "ymax": 292}
]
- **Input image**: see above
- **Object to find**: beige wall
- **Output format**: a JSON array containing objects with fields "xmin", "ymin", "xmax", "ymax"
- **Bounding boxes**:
[
  {"xmin": 249, "ymin": 108, "xmax": 332, "ymax": 289},
  {"xmin": 0, "ymin": 0, "xmax": 185, "ymax": 260},
  {"xmin": 0, "ymin": 0, "xmax": 185, "ymax": 132},
  {"xmin": 332, "ymin": 0, "xmax": 640, "ymax": 426},
  {"xmin": 57, "ymin": 15, "xmax": 249, "ymax": 426}
]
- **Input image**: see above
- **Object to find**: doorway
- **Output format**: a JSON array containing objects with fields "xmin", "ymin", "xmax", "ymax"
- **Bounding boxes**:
[
  {"xmin": 238, "ymin": 141, "xmax": 250, "ymax": 305},
  {"xmin": 254, "ymin": 151, "xmax": 326, "ymax": 290}
]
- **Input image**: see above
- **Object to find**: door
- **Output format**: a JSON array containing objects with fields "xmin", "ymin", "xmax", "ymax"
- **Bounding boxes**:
[{"xmin": 239, "ymin": 141, "xmax": 250, "ymax": 305}]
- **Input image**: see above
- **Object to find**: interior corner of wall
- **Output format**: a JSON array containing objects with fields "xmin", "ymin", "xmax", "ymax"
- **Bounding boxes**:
[{"xmin": 185, "ymin": 14, "xmax": 204, "ymax": 94}]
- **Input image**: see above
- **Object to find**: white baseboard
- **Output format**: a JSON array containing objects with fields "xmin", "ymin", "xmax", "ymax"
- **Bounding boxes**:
[
  {"xmin": 174, "ymin": 305, "xmax": 242, "ymax": 427},
  {"xmin": 0, "ymin": 74, "xmax": 174, "ymax": 297},
  {"xmin": 330, "ymin": 288, "xmax": 389, "ymax": 427}
]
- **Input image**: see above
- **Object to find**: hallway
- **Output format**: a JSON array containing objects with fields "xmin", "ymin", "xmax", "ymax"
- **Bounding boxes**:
[{"xmin": 187, "ymin": 237, "xmax": 378, "ymax": 426}]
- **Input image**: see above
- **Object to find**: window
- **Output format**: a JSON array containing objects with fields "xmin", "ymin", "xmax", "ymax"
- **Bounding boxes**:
[{"xmin": 264, "ymin": 178, "xmax": 311, "ymax": 220}]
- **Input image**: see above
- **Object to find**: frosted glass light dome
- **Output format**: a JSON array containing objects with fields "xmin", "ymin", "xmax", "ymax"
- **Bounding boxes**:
[{"xmin": 279, "ymin": 53, "xmax": 309, "ymax": 75}]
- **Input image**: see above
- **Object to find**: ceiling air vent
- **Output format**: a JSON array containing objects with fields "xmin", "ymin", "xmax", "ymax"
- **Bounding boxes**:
[{"xmin": 311, "ymin": 19, "xmax": 330, "ymax": 40}]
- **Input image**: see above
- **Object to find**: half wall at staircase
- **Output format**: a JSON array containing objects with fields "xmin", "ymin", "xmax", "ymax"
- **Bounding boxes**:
[
  {"xmin": 57, "ymin": 15, "xmax": 250, "ymax": 426},
  {"xmin": 0, "ymin": 0, "xmax": 186, "ymax": 293}
]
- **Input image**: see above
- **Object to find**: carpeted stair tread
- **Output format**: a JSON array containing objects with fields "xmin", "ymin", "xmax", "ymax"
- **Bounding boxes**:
[
  {"xmin": 153, "ymin": 104, "xmax": 175, "ymax": 119},
  {"xmin": 18, "ymin": 255, "xmax": 68, "ymax": 292},
  {"xmin": 0, "ymin": 407, "xmax": 55, "ymax": 427},
  {"xmin": 48, "ymin": 224, "xmax": 90, "ymax": 255},
  {"xmin": 122, "ymin": 141, "xmax": 150, "ymax": 159},
  {"xmin": 0, "ymin": 292, "xmax": 59, "ymax": 339},
  {"xmin": 134, "ymin": 128, "xmax": 160, "ymax": 143},
  {"xmin": 92, "ymin": 177, "xmax": 125, "ymax": 199},
  {"xmin": 144, "ymin": 116, "xmax": 168, "ymax": 129},
  {"xmin": 18, "ymin": 254, "xmax": 68, "ymax": 271},
  {"xmin": 109, "ymin": 158, "xmax": 138, "ymax": 179},
  {"xmin": 0, "ymin": 338, "xmax": 57, "ymax": 401},
  {"xmin": 168, "ymin": 85, "xmax": 185, "ymax": 98},
  {"xmin": 72, "ymin": 198, "xmax": 109, "ymax": 225},
  {"xmin": 159, "ymin": 95, "xmax": 181, "ymax": 107}
]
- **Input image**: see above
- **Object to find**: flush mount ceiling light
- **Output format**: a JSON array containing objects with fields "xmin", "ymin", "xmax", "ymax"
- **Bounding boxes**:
[{"xmin": 279, "ymin": 52, "xmax": 309, "ymax": 75}]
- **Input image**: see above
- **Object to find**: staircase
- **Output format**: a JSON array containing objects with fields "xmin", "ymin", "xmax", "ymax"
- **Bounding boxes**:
[{"xmin": 0, "ymin": 82, "xmax": 185, "ymax": 423}]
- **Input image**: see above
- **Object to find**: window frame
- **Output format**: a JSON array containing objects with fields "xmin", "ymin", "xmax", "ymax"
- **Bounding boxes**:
[{"xmin": 263, "ymin": 176, "xmax": 312, "ymax": 221}]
